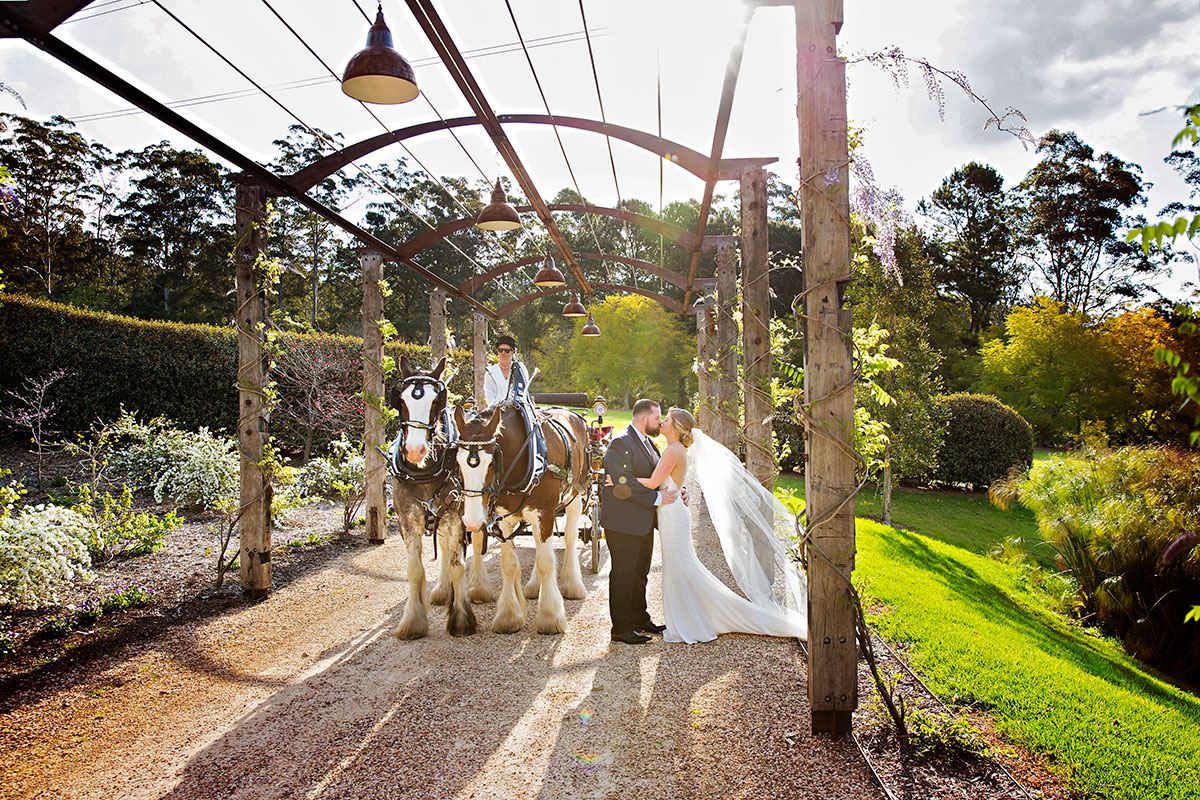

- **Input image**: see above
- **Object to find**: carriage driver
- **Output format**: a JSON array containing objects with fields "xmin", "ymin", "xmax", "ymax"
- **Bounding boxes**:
[
  {"xmin": 482, "ymin": 335, "xmax": 546, "ymax": 491},
  {"xmin": 483, "ymin": 335, "xmax": 531, "ymax": 408}
]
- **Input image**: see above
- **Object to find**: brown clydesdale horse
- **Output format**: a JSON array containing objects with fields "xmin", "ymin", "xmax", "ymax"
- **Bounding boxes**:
[{"xmin": 452, "ymin": 403, "xmax": 590, "ymax": 634}]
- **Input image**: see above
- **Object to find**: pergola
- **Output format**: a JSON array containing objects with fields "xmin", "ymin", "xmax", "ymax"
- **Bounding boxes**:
[{"xmin": 1, "ymin": 0, "xmax": 857, "ymax": 734}]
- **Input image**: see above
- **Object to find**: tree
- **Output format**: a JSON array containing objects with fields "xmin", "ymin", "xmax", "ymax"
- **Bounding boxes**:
[
  {"xmin": 919, "ymin": 162, "xmax": 1021, "ymax": 333},
  {"xmin": 569, "ymin": 294, "xmax": 693, "ymax": 408},
  {"xmin": 268, "ymin": 126, "xmax": 361, "ymax": 329},
  {"xmin": 1015, "ymin": 130, "xmax": 1166, "ymax": 316},
  {"xmin": 109, "ymin": 142, "xmax": 231, "ymax": 320},
  {"xmin": 0, "ymin": 114, "xmax": 105, "ymax": 299},
  {"xmin": 978, "ymin": 298, "xmax": 1125, "ymax": 444}
]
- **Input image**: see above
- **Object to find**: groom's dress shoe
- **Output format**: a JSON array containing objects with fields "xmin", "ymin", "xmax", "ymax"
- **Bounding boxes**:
[
  {"xmin": 639, "ymin": 621, "xmax": 667, "ymax": 634},
  {"xmin": 611, "ymin": 631, "xmax": 651, "ymax": 644}
]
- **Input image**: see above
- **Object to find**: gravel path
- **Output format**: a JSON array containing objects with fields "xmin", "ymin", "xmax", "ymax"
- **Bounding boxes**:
[{"xmin": 0, "ymin": 479, "xmax": 885, "ymax": 800}]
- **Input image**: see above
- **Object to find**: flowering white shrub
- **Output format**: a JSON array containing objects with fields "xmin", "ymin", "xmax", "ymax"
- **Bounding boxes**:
[
  {"xmin": 0, "ymin": 504, "xmax": 93, "ymax": 609},
  {"xmin": 299, "ymin": 438, "xmax": 365, "ymax": 532},
  {"xmin": 111, "ymin": 423, "xmax": 238, "ymax": 509}
]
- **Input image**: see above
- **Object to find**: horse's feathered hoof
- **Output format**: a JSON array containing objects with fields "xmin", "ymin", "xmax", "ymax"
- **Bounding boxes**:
[
  {"xmin": 429, "ymin": 582, "xmax": 450, "ymax": 606},
  {"xmin": 523, "ymin": 580, "xmax": 540, "ymax": 600},
  {"xmin": 393, "ymin": 620, "xmax": 428, "ymax": 640},
  {"xmin": 468, "ymin": 583, "xmax": 496, "ymax": 604},
  {"xmin": 559, "ymin": 578, "xmax": 586, "ymax": 601}
]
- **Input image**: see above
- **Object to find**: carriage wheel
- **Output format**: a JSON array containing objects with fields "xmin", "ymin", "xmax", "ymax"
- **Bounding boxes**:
[{"xmin": 589, "ymin": 493, "xmax": 601, "ymax": 573}]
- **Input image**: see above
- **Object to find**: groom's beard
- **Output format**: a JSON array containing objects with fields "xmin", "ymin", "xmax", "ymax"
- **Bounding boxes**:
[{"xmin": 646, "ymin": 423, "xmax": 661, "ymax": 436}]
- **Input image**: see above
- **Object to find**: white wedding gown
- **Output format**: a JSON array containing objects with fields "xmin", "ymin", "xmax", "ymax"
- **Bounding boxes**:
[{"xmin": 658, "ymin": 471, "xmax": 808, "ymax": 644}]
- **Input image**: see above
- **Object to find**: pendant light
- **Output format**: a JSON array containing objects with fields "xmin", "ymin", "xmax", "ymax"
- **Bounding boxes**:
[
  {"xmin": 581, "ymin": 312, "xmax": 601, "ymax": 337},
  {"xmin": 562, "ymin": 292, "xmax": 587, "ymax": 317},
  {"xmin": 342, "ymin": 4, "xmax": 419, "ymax": 105},
  {"xmin": 475, "ymin": 180, "xmax": 522, "ymax": 231},
  {"xmin": 533, "ymin": 254, "xmax": 566, "ymax": 288}
]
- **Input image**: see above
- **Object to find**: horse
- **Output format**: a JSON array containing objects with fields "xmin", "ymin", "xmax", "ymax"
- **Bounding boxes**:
[
  {"xmin": 388, "ymin": 356, "xmax": 480, "ymax": 638},
  {"xmin": 452, "ymin": 403, "xmax": 590, "ymax": 634}
]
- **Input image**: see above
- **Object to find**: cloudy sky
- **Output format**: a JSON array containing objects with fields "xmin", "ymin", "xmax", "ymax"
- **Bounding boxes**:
[{"xmin": 3, "ymin": 0, "xmax": 1198, "ymax": 296}]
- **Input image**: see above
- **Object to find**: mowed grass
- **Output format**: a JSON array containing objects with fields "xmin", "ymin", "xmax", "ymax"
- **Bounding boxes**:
[{"xmin": 775, "ymin": 474, "xmax": 1200, "ymax": 800}]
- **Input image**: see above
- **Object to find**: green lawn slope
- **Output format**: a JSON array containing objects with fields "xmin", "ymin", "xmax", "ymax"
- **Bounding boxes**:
[{"xmin": 775, "ymin": 475, "xmax": 1200, "ymax": 800}]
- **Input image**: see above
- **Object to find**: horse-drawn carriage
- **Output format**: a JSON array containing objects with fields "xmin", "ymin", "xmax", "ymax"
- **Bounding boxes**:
[{"xmin": 385, "ymin": 357, "xmax": 614, "ymax": 638}]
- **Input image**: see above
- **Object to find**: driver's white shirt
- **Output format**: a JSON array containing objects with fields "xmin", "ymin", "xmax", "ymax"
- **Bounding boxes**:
[{"xmin": 483, "ymin": 361, "xmax": 527, "ymax": 407}]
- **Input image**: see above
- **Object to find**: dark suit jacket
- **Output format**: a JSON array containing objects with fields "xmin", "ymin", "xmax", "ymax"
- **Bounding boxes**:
[{"xmin": 600, "ymin": 425, "xmax": 660, "ymax": 536}]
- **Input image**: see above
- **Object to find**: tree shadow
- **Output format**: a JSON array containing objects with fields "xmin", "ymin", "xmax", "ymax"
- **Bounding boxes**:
[{"xmin": 873, "ymin": 526, "xmax": 1200, "ymax": 713}]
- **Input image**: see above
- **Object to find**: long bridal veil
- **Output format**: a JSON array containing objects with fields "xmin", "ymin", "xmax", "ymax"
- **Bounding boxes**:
[{"xmin": 690, "ymin": 429, "xmax": 808, "ymax": 629}]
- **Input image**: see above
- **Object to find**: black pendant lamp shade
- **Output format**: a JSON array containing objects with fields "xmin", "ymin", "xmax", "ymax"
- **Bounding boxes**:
[
  {"xmin": 581, "ymin": 312, "xmax": 601, "ymax": 337},
  {"xmin": 533, "ymin": 254, "xmax": 566, "ymax": 288},
  {"xmin": 475, "ymin": 180, "xmax": 522, "ymax": 231},
  {"xmin": 562, "ymin": 292, "xmax": 587, "ymax": 317},
  {"xmin": 342, "ymin": 7, "xmax": 419, "ymax": 105}
]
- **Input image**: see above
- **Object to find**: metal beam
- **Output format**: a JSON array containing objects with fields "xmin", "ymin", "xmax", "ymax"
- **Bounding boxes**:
[
  {"xmin": 494, "ymin": 283, "xmax": 686, "ymax": 318},
  {"xmin": 406, "ymin": 0, "xmax": 591, "ymax": 294},
  {"xmin": 682, "ymin": 8, "xmax": 753, "ymax": 309},
  {"xmin": 397, "ymin": 203, "xmax": 700, "ymax": 263},
  {"xmin": 0, "ymin": 0, "xmax": 93, "ymax": 38},
  {"xmin": 456, "ymin": 252, "xmax": 712, "ymax": 296},
  {"xmin": 284, "ymin": 113, "xmax": 776, "ymax": 193},
  {"xmin": 1, "ymin": 20, "xmax": 499, "ymax": 320}
]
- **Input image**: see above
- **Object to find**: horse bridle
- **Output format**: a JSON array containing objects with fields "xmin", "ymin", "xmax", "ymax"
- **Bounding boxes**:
[
  {"xmin": 452, "ymin": 434, "xmax": 506, "ymax": 524},
  {"xmin": 397, "ymin": 373, "xmax": 447, "ymax": 437}
]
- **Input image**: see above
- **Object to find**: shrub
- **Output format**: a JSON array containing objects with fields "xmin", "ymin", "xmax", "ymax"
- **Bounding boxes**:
[
  {"xmin": 0, "ymin": 504, "xmax": 93, "ymax": 609},
  {"xmin": 0, "ymin": 293, "xmax": 473, "ymax": 442},
  {"xmin": 994, "ymin": 446, "xmax": 1200, "ymax": 681},
  {"xmin": 73, "ymin": 483, "xmax": 180, "ymax": 562},
  {"xmin": 300, "ymin": 436, "xmax": 365, "ymax": 532},
  {"xmin": 931, "ymin": 393, "xmax": 1032, "ymax": 488},
  {"xmin": 110, "ymin": 418, "xmax": 238, "ymax": 509}
]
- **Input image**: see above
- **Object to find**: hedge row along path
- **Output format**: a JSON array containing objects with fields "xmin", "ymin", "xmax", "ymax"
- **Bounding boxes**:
[{"xmin": 0, "ymin": 485, "xmax": 890, "ymax": 800}]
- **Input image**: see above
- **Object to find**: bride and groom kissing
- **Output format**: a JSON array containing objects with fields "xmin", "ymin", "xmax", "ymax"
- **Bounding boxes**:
[{"xmin": 601, "ymin": 400, "xmax": 809, "ymax": 645}]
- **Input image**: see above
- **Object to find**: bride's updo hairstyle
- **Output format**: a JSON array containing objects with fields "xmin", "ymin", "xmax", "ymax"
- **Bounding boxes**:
[{"xmin": 668, "ymin": 407, "xmax": 696, "ymax": 447}]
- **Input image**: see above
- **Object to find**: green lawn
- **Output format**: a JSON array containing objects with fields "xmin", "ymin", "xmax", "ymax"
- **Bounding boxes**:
[{"xmin": 774, "ymin": 475, "xmax": 1200, "ymax": 800}]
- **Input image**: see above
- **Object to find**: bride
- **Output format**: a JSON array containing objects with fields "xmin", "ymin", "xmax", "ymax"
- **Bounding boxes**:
[{"xmin": 637, "ymin": 407, "xmax": 808, "ymax": 644}]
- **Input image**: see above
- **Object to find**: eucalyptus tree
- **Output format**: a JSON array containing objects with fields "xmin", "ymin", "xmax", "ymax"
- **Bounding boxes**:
[{"xmin": 1015, "ymin": 129, "xmax": 1167, "ymax": 316}]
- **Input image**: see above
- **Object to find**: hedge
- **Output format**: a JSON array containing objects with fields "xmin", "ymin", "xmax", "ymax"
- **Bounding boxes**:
[
  {"xmin": 0, "ymin": 294, "xmax": 472, "ymax": 445},
  {"xmin": 932, "ymin": 392, "xmax": 1033, "ymax": 489}
]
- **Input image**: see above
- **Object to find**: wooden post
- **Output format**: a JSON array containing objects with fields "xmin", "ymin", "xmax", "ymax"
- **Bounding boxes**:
[
  {"xmin": 797, "ymin": 0, "xmax": 857, "ymax": 735},
  {"xmin": 740, "ymin": 166, "xmax": 774, "ymax": 488},
  {"xmin": 430, "ymin": 287, "xmax": 448, "ymax": 365},
  {"xmin": 695, "ymin": 302, "xmax": 712, "ymax": 431},
  {"xmin": 473, "ymin": 312, "xmax": 488, "ymax": 404},
  {"xmin": 234, "ymin": 179, "xmax": 272, "ymax": 599},
  {"xmin": 362, "ymin": 250, "xmax": 387, "ymax": 544},
  {"xmin": 714, "ymin": 241, "xmax": 740, "ymax": 451}
]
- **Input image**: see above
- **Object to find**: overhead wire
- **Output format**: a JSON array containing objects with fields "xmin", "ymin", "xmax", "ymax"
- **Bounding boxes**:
[
  {"xmin": 146, "ymin": 0, "xmax": 501, "ymax": 301},
  {"xmin": 502, "ymin": 0, "xmax": 611, "ymax": 288},
  {"xmin": 344, "ymin": 0, "xmax": 544, "ymax": 299},
  {"xmin": 261, "ymin": 0, "xmax": 526, "ymax": 305},
  {"xmin": 578, "ymin": 0, "xmax": 635, "ymax": 290}
]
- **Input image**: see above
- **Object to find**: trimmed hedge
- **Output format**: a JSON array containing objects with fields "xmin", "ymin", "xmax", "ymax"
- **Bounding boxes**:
[
  {"xmin": 932, "ymin": 392, "xmax": 1033, "ymax": 489},
  {"xmin": 0, "ymin": 294, "xmax": 471, "ymax": 443}
]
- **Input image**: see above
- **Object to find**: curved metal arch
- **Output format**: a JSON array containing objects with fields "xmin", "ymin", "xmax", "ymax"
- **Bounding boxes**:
[
  {"xmin": 457, "ymin": 252, "xmax": 713, "ymax": 296},
  {"xmin": 494, "ymin": 283, "xmax": 687, "ymax": 319},
  {"xmin": 284, "ymin": 114, "xmax": 776, "ymax": 194},
  {"xmin": 397, "ymin": 203, "xmax": 699, "ymax": 261}
]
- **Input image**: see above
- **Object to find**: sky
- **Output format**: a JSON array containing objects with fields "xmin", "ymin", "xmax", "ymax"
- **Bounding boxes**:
[{"xmin": 2, "ymin": 0, "xmax": 1199, "ymax": 298}]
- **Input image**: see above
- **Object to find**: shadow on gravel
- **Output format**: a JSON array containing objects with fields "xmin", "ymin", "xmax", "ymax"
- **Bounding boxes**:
[
  {"xmin": 159, "ymin": 540, "xmax": 603, "ymax": 800},
  {"xmin": 0, "ymin": 532, "xmax": 375, "ymax": 714}
]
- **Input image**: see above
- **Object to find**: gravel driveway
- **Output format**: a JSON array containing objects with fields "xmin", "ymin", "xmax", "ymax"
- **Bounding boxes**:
[{"xmin": 0, "ymin": 478, "xmax": 886, "ymax": 800}]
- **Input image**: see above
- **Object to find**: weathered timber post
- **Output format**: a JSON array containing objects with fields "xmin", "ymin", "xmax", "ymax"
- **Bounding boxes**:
[
  {"xmin": 695, "ymin": 300, "xmax": 715, "ymax": 431},
  {"xmin": 429, "ymin": 287, "xmax": 448, "ymax": 365},
  {"xmin": 233, "ymin": 179, "xmax": 272, "ymax": 598},
  {"xmin": 473, "ymin": 312, "xmax": 488, "ymax": 404},
  {"xmin": 361, "ymin": 250, "xmax": 387, "ymax": 544},
  {"xmin": 714, "ymin": 240, "xmax": 741, "ymax": 451},
  {"xmin": 797, "ymin": 0, "xmax": 857, "ymax": 735},
  {"xmin": 740, "ymin": 166, "xmax": 774, "ymax": 488}
]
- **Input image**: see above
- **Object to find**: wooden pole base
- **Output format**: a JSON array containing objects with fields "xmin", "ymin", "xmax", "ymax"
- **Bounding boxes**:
[{"xmin": 812, "ymin": 710, "xmax": 853, "ymax": 736}]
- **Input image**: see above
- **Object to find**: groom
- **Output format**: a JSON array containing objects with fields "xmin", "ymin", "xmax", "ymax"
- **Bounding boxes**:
[{"xmin": 601, "ymin": 399, "xmax": 678, "ymax": 644}]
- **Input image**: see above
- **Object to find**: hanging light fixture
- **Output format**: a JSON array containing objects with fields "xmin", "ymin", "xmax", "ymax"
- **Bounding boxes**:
[
  {"xmin": 341, "ymin": 4, "xmax": 419, "ymax": 105},
  {"xmin": 562, "ymin": 292, "xmax": 587, "ymax": 317},
  {"xmin": 475, "ymin": 180, "xmax": 522, "ymax": 231},
  {"xmin": 581, "ymin": 312, "xmax": 601, "ymax": 337},
  {"xmin": 533, "ymin": 254, "xmax": 566, "ymax": 288}
]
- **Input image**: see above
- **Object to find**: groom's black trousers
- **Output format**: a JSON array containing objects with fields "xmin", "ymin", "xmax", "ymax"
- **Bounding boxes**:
[{"xmin": 606, "ymin": 528, "xmax": 655, "ymax": 635}]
